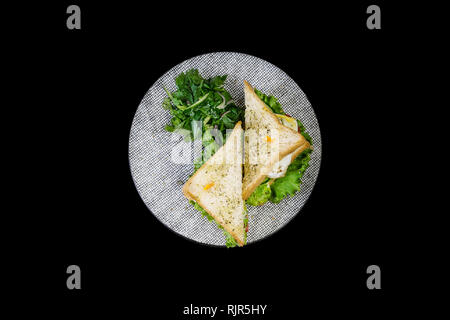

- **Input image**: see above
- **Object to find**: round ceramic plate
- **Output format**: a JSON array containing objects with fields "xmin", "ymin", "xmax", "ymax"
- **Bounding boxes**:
[{"xmin": 129, "ymin": 52, "xmax": 322, "ymax": 246}]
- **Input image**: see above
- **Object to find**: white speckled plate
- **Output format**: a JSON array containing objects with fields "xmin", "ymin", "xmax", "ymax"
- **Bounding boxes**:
[{"xmin": 129, "ymin": 52, "xmax": 322, "ymax": 246}]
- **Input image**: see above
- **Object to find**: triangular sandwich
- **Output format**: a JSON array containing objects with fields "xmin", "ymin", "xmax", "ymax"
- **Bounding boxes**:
[
  {"xmin": 183, "ymin": 121, "xmax": 247, "ymax": 246},
  {"xmin": 242, "ymin": 81, "xmax": 310, "ymax": 200}
]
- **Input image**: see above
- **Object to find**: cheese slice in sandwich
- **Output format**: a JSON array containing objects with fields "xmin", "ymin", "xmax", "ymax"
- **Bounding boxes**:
[
  {"xmin": 183, "ymin": 121, "xmax": 246, "ymax": 246},
  {"xmin": 242, "ymin": 81, "xmax": 310, "ymax": 200}
]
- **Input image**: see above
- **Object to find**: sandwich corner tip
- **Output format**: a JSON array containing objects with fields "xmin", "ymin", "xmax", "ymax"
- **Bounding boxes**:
[{"xmin": 243, "ymin": 80, "xmax": 252, "ymax": 90}]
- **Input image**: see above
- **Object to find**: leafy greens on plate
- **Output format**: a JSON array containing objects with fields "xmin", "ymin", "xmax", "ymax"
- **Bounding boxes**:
[{"xmin": 163, "ymin": 69, "xmax": 243, "ymax": 142}]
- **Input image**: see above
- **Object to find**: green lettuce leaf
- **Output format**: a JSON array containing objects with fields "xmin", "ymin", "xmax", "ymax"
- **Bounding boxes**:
[
  {"xmin": 269, "ymin": 170, "xmax": 302, "ymax": 204},
  {"xmin": 246, "ymin": 179, "xmax": 272, "ymax": 206},
  {"xmin": 269, "ymin": 149, "xmax": 312, "ymax": 203},
  {"xmin": 190, "ymin": 200, "xmax": 214, "ymax": 221},
  {"xmin": 254, "ymin": 89, "xmax": 285, "ymax": 114},
  {"xmin": 297, "ymin": 119, "xmax": 313, "ymax": 145},
  {"xmin": 223, "ymin": 231, "xmax": 239, "ymax": 248}
]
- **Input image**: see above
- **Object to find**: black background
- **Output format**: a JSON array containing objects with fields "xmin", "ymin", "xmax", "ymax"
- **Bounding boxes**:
[{"xmin": 8, "ymin": 0, "xmax": 434, "ymax": 317}]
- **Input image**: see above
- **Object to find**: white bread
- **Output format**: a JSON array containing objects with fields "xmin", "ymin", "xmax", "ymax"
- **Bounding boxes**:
[
  {"xmin": 183, "ymin": 121, "xmax": 246, "ymax": 246},
  {"xmin": 242, "ymin": 81, "xmax": 309, "ymax": 200}
]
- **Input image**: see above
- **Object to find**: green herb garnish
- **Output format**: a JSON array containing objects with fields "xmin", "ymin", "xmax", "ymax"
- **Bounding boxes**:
[{"xmin": 163, "ymin": 69, "xmax": 243, "ymax": 143}]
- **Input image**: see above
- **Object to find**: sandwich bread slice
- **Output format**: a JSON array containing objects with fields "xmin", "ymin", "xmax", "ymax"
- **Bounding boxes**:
[
  {"xmin": 242, "ymin": 81, "xmax": 310, "ymax": 200},
  {"xmin": 183, "ymin": 121, "xmax": 247, "ymax": 246}
]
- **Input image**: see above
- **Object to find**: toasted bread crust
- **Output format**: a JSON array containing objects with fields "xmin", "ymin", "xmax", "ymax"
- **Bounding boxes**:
[
  {"xmin": 242, "ymin": 81, "xmax": 308, "ymax": 200},
  {"xmin": 182, "ymin": 121, "xmax": 245, "ymax": 247},
  {"xmin": 290, "ymin": 141, "xmax": 311, "ymax": 162}
]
